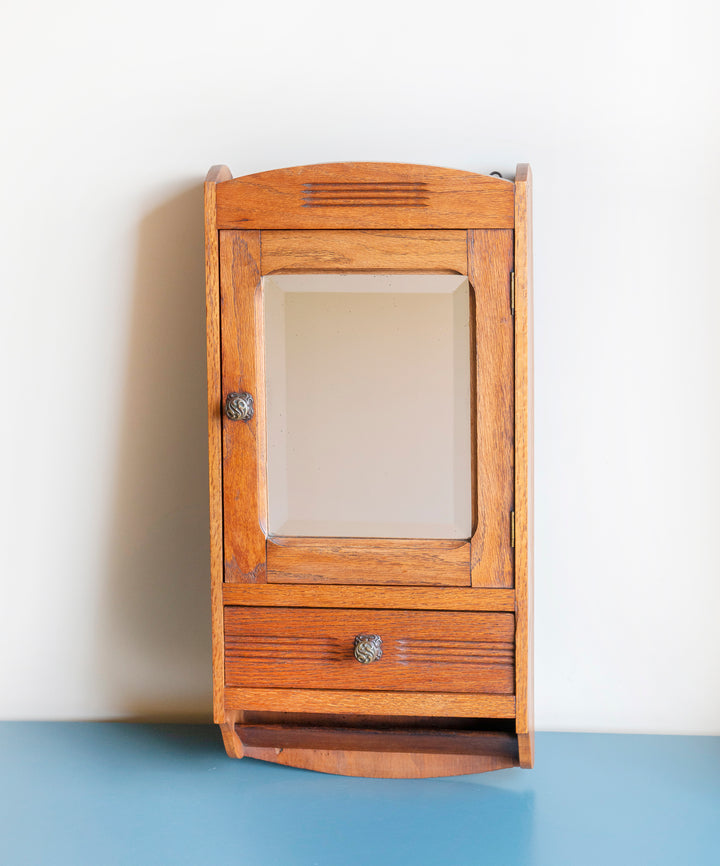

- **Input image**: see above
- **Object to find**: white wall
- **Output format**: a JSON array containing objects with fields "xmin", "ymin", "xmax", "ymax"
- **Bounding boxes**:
[{"xmin": 1, "ymin": 0, "xmax": 718, "ymax": 732}]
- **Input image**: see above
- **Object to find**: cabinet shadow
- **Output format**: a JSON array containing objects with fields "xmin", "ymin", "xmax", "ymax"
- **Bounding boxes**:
[{"xmin": 99, "ymin": 183, "xmax": 212, "ymax": 721}]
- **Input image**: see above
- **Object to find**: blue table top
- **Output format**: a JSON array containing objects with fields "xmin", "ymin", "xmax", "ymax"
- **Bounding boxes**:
[{"xmin": 1, "ymin": 723, "xmax": 718, "ymax": 865}]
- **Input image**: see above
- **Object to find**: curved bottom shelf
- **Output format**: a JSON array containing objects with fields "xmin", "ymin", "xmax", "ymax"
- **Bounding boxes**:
[
  {"xmin": 242, "ymin": 744, "xmax": 517, "ymax": 778},
  {"xmin": 223, "ymin": 722, "xmax": 521, "ymax": 778}
]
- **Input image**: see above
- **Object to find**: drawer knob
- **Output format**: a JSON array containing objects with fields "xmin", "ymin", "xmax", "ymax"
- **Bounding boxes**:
[
  {"xmin": 225, "ymin": 392, "xmax": 254, "ymax": 422},
  {"xmin": 354, "ymin": 634, "xmax": 383, "ymax": 664}
]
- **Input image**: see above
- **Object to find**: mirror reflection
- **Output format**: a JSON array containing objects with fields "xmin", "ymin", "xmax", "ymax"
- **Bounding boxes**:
[{"xmin": 264, "ymin": 274, "xmax": 471, "ymax": 539}]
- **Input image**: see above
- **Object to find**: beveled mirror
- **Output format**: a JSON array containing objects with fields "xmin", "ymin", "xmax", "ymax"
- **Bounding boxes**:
[{"xmin": 263, "ymin": 272, "xmax": 472, "ymax": 539}]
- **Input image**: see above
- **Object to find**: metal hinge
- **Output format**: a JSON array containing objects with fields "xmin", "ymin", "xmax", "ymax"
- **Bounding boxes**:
[
  {"xmin": 510, "ymin": 510, "xmax": 516, "ymax": 548},
  {"xmin": 510, "ymin": 272, "xmax": 516, "ymax": 316}
]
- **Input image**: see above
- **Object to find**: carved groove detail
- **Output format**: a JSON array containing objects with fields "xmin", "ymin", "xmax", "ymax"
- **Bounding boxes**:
[
  {"xmin": 304, "ymin": 182, "xmax": 429, "ymax": 208},
  {"xmin": 226, "ymin": 635, "xmax": 514, "ymax": 667},
  {"xmin": 396, "ymin": 639, "xmax": 514, "ymax": 667},
  {"xmin": 225, "ymin": 635, "xmax": 347, "ymax": 662}
]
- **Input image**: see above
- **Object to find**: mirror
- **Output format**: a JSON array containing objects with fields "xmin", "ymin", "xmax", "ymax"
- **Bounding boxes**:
[{"xmin": 264, "ymin": 273, "xmax": 471, "ymax": 539}]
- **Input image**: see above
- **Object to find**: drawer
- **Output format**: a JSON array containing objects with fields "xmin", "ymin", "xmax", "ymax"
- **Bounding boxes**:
[{"xmin": 224, "ymin": 607, "xmax": 515, "ymax": 694}]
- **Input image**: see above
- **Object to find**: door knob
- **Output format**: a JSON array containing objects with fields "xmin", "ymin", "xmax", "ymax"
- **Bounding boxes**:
[
  {"xmin": 225, "ymin": 392, "xmax": 254, "ymax": 422},
  {"xmin": 354, "ymin": 634, "xmax": 383, "ymax": 664}
]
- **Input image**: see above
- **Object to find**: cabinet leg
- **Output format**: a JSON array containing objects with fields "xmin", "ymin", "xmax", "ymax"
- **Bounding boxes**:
[
  {"xmin": 220, "ymin": 710, "xmax": 244, "ymax": 759},
  {"xmin": 518, "ymin": 731, "xmax": 534, "ymax": 768}
]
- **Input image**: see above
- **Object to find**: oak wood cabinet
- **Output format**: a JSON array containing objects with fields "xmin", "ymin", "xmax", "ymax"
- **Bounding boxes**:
[{"xmin": 204, "ymin": 162, "xmax": 533, "ymax": 777}]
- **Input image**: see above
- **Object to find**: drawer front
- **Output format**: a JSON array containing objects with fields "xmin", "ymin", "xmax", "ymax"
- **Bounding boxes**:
[{"xmin": 225, "ymin": 607, "xmax": 515, "ymax": 694}]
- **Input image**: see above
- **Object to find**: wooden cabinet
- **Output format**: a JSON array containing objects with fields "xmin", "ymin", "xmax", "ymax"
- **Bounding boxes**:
[{"xmin": 204, "ymin": 162, "xmax": 533, "ymax": 777}]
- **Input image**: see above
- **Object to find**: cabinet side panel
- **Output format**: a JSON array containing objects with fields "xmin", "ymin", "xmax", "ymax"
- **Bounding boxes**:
[
  {"xmin": 205, "ymin": 171, "xmax": 229, "ymax": 723},
  {"xmin": 220, "ymin": 231, "xmax": 267, "ymax": 583},
  {"xmin": 514, "ymin": 164, "xmax": 534, "ymax": 767},
  {"xmin": 468, "ymin": 230, "xmax": 515, "ymax": 587}
]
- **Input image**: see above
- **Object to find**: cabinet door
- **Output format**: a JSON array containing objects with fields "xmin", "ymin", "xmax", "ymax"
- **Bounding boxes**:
[{"xmin": 219, "ymin": 229, "xmax": 514, "ymax": 587}]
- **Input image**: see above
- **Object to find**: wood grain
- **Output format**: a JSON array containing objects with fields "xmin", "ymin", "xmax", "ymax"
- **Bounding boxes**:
[
  {"xmin": 222, "ymin": 584, "xmax": 515, "ymax": 611},
  {"xmin": 518, "ymin": 732, "xmax": 533, "ymax": 769},
  {"xmin": 237, "ymin": 724, "xmax": 518, "ymax": 756},
  {"xmin": 224, "ymin": 687, "xmax": 516, "ymax": 718},
  {"xmin": 468, "ymin": 230, "xmax": 515, "ymax": 587},
  {"xmin": 514, "ymin": 164, "xmax": 534, "ymax": 767},
  {"xmin": 235, "ymin": 724, "xmax": 519, "ymax": 776},
  {"xmin": 240, "ymin": 743, "xmax": 517, "ymax": 777},
  {"xmin": 220, "ymin": 231, "xmax": 267, "ymax": 583},
  {"xmin": 205, "ymin": 165, "xmax": 232, "ymax": 722},
  {"xmin": 216, "ymin": 163, "xmax": 514, "ymax": 230},
  {"xmin": 242, "ymin": 710, "xmax": 517, "ymax": 731},
  {"xmin": 224, "ymin": 607, "xmax": 514, "ymax": 693},
  {"xmin": 266, "ymin": 537, "xmax": 471, "ymax": 586},
  {"xmin": 219, "ymin": 709, "xmax": 244, "ymax": 758},
  {"xmin": 235, "ymin": 711, "xmax": 521, "ymax": 774},
  {"xmin": 261, "ymin": 229, "xmax": 468, "ymax": 273}
]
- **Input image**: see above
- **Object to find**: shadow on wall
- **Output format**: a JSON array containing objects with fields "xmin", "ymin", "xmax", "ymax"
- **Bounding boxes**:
[{"xmin": 98, "ymin": 183, "xmax": 212, "ymax": 721}]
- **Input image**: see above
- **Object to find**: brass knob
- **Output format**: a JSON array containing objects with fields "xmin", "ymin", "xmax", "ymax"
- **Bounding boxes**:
[
  {"xmin": 225, "ymin": 392, "xmax": 254, "ymax": 422},
  {"xmin": 354, "ymin": 634, "xmax": 383, "ymax": 664}
]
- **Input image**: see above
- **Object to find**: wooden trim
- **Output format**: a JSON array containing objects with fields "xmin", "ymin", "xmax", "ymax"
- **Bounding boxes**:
[
  {"xmin": 216, "ymin": 163, "xmax": 514, "ymax": 230},
  {"xmin": 222, "ymin": 584, "xmax": 515, "ymax": 611},
  {"xmin": 469, "ymin": 230, "xmax": 515, "ymax": 587},
  {"xmin": 261, "ymin": 230, "xmax": 468, "ymax": 274},
  {"xmin": 514, "ymin": 163, "xmax": 534, "ymax": 767},
  {"xmin": 224, "ymin": 687, "xmax": 516, "ymax": 718},
  {"xmin": 205, "ymin": 166, "xmax": 232, "ymax": 723},
  {"xmin": 220, "ymin": 231, "xmax": 267, "ymax": 582},
  {"xmin": 266, "ymin": 537, "xmax": 471, "ymax": 586},
  {"xmin": 254, "ymin": 252, "xmax": 269, "ymax": 540}
]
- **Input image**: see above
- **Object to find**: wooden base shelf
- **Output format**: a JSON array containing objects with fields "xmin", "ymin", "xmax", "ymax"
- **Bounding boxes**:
[
  {"xmin": 235, "ymin": 723, "xmax": 520, "ymax": 778},
  {"xmin": 239, "ymin": 724, "xmax": 518, "ymax": 755}
]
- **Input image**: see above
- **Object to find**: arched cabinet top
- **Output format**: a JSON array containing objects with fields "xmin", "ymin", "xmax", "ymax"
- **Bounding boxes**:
[{"xmin": 206, "ymin": 162, "xmax": 518, "ymax": 230}]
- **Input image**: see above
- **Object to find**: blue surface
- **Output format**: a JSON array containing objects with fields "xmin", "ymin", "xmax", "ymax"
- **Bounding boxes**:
[{"xmin": 0, "ymin": 724, "xmax": 718, "ymax": 865}]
